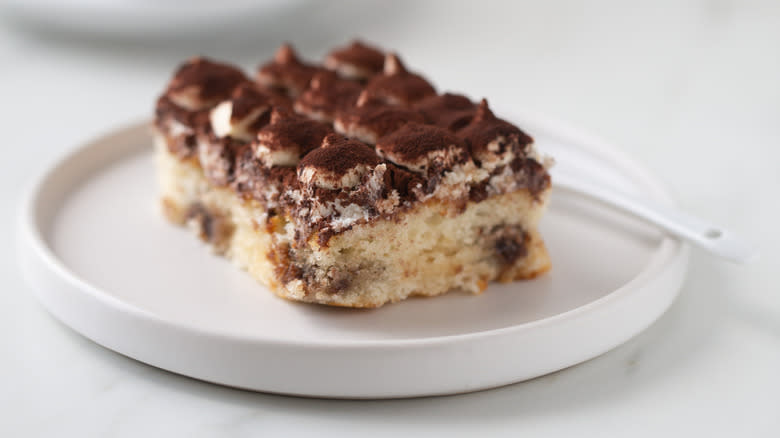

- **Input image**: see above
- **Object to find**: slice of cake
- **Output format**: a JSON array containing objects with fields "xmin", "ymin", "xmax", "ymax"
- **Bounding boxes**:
[{"xmin": 153, "ymin": 41, "xmax": 552, "ymax": 308}]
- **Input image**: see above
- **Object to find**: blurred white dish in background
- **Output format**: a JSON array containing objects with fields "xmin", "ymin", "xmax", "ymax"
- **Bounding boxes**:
[{"xmin": 1, "ymin": 0, "xmax": 308, "ymax": 40}]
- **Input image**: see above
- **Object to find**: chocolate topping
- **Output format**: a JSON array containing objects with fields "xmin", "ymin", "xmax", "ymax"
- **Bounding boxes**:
[
  {"xmin": 294, "ymin": 71, "xmax": 363, "ymax": 122},
  {"xmin": 256, "ymin": 44, "xmax": 321, "ymax": 97},
  {"xmin": 228, "ymin": 82, "xmax": 275, "ymax": 121},
  {"xmin": 375, "ymin": 122, "xmax": 468, "ymax": 173},
  {"xmin": 299, "ymin": 134, "xmax": 381, "ymax": 175},
  {"xmin": 254, "ymin": 108, "xmax": 333, "ymax": 166},
  {"xmin": 459, "ymin": 99, "xmax": 533, "ymax": 155},
  {"xmin": 155, "ymin": 95, "xmax": 206, "ymax": 129},
  {"xmin": 335, "ymin": 92, "xmax": 426, "ymax": 144},
  {"xmin": 155, "ymin": 41, "xmax": 552, "ymax": 247},
  {"xmin": 363, "ymin": 54, "xmax": 436, "ymax": 105},
  {"xmin": 155, "ymin": 95, "xmax": 210, "ymax": 158},
  {"xmin": 324, "ymin": 40, "xmax": 385, "ymax": 80},
  {"xmin": 297, "ymin": 134, "xmax": 382, "ymax": 190},
  {"xmin": 413, "ymin": 93, "xmax": 477, "ymax": 131},
  {"xmin": 165, "ymin": 57, "xmax": 248, "ymax": 110},
  {"xmin": 208, "ymin": 82, "xmax": 278, "ymax": 142}
]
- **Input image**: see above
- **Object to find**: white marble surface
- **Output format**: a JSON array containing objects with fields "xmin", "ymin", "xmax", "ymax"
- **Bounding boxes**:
[{"xmin": 2, "ymin": 0, "xmax": 779, "ymax": 436}]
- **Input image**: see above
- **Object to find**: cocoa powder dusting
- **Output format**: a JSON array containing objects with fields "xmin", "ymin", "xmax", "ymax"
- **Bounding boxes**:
[
  {"xmin": 326, "ymin": 40, "xmax": 385, "ymax": 75},
  {"xmin": 167, "ymin": 57, "xmax": 248, "ymax": 103},
  {"xmin": 298, "ymin": 134, "xmax": 380, "ymax": 177},
  {"xmin": 155, "ymin": 41, "xmax": 552, "ymax": 251},
  {"xmin": 375, "ymin": 122, "xmax": 467, "ymax": 164}
]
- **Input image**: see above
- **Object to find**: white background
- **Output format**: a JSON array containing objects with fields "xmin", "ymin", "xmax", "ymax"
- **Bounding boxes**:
[{"xmin": 2, "ymin": 1, "xmax": 779, "ymax": 436}]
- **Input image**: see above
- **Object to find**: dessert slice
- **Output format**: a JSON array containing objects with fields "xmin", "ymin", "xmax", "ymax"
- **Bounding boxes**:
[{"xmin": 154, "ymin": 42, "xmax": 552, "ymax": 308}]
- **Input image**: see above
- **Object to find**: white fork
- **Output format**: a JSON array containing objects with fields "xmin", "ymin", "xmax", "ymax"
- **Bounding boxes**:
[{"xmin": 551, "ymin": 169, "xmax": 758, "ymax": 263}]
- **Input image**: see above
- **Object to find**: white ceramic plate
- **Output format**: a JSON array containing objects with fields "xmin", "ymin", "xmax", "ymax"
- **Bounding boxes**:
[{"xmin": 18, "ymin": 114, "xmax": 688, "ymax": 398}]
